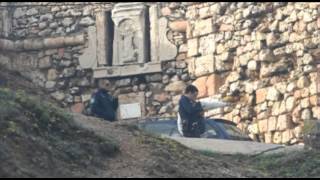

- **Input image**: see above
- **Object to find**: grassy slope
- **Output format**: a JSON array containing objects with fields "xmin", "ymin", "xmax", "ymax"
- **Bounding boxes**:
[
  {"xmin": 0, "ymin": 88, "xmax": 119, "ymax": 178},
  {"xmin": 200, "ymin": 149, "xmax": 320, "ymax": 178}
]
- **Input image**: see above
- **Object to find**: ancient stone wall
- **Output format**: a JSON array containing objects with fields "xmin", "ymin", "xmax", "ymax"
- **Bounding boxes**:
[
  {"xmin": 0, "ymin": 2, "xmax": 192, "ymax": 118},
  {"xmin": 186, "ymin": 2, "xmax": 320, "ymax": 144},
  {"xmin": 0, "ymin": 2, "xmax": 319, "ymax": 145}
]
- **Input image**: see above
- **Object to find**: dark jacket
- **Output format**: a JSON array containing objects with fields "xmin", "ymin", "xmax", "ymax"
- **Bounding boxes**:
[
  {"xmin": 178, "ymin": 95, "xmax": 204, "ymax": 137},
  {"xmin": 90, "ymin": 89, "xmax": 118, "ymax": 122}
]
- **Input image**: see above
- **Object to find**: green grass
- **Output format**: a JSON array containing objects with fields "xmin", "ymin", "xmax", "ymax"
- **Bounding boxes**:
[{"xmin": 199, "ymin": 149, "xmax": 320, "ymax": 178}]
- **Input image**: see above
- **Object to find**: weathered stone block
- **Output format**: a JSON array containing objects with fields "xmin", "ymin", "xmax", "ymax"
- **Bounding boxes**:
[
  {"xmin": 259, "ymin": 119, "xmax": 268, "ymax": 133},
  {"xmin": 266, "ymin": 87, "xmax": 281, "ymax": 101},
  {"xmin": 207, "ymin": 74, "xmax": 225, "ymax": 96},
  {"xmin": 256, "ymin": 88, "xmax": 267, "ymax": 104},
  {"xmin": 38, "ymin": 56, "xmax": 52, "ymax": 69},
  {"xmin": 193, "ymin": 18, "xmax": 214, "ymax": 37},
  {"xmin": 277, "ymin": 114, "xmax": 293, "ymax": 131},
  {"xmin": 192, "ymin": 76, "xmax": 208, "ymax": 98},
  {"xmin": 194, "ymin": 54, "xmax": 215, "ymax": 77},
  {"xmin": 268, "ymin": 116, "xmax": 277, "ymax": 132},
  {"xmin": 187, "ymin": 38, "xmax": 199, "ymax": 57},
  {"xmin": 165, "ymin": 81, "xmax": 187, "ymax": 92}
]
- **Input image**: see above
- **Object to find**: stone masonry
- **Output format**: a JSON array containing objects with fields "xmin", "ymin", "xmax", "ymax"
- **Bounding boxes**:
[{"xmin": 0, "ymin": 2, "xmax": 319, "ymax": 145}]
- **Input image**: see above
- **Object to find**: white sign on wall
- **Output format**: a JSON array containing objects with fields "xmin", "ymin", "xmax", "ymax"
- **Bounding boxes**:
[{"xmin": 119, "ymin": 103, "xmax": 142, "ymax": 120}]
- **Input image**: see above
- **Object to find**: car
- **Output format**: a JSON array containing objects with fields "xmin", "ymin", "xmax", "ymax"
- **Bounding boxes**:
[{"xmin": 137, "ymin": 117, "xmax": 252, "ymax": 141}]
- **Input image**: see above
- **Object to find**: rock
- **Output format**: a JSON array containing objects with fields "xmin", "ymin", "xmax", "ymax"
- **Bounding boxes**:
[
  {"xmin": 39, "ymin": 22, "xmax": 48, "ymax": 30},
  {"xmin": 78, "ymin": 78, "xmax": 91, "ymax": 87},
  {"xmin": 286, "ymin": 82, "xmax": 297, "ymax": 92},
  {"xmin": 49, "ymin": 22, "xmax": 58, "ymax": 29},
  {"xmin": 50, "ymin": 91, "xmax": 65, "ymax": 101},
  {"xmin": 266, "ymin": 87, "xmax": 281, "ymax": 101},
  {"xmin": 62, "ymin": 18, "xmax": 74, "ymax": 27},
  {"xmin": 285, "ymin": 96, "xmax": 296, "ymax": 112},
  {"xmin": 154, "ymin": 92, "xmax": 170, "ymax": 103},
  {"xmin": 181, "ymin": 74, "xmax": 190, "ymax": 81},
  {"xmin": 277, "ymin": 114, "xmax": 293, "ymax": 131},
  {"xmin": 170, "ymin": 75, "xmax": 180, "ymax": 82},
  {"xmin": 162, "ymin": 75, "xmax": 170, "ymax": 84},
  {"xmin": 297, "ymin": 76, "xmax": 310, "ymax": 89},
  {"xmin": 303, "ymin": 12, "xmax": 313, "ymax": 22},
  {"xmin": 301, "ymin": 98, "xmax": 311, "ymax": 109},
  {"xmin": 159, "ymin": 105, "xmax": 170, "ymax": 114},
  {"xmin": 187, "ymin": 38, "xmax": 199, "ymax": 57},
  {"xmin": 45, "ymin": 81, "xmax": 56, "ymax": 90},
  {"xmin": 161, "ymin": 7, "xmax": 172, "ymax": 16},
  {"xmin": 144, "ymin": 92, "xmax": 152, "ymax": 99},
  {"xmin": 259, "ymin": 49, "xmax": 275, "ymax": 62},
  {"xmin": 71, "ymin": 103, "xmax": 85, "ymax": 113},
  {"xmin": 38, "ymin": 29, "xmax": 52, "ymax": 37},
  {"xmin": 26, "ymin": 8, "xmax": 38, "ymax": 16},
  {"xmin": 70, "ymin": 87, "xmax": 80, "ymax": 95},
  {"xmin": 301, "ymin": 108, "xmax": 312, "ymax": 120},
  {"xmin": 38, "ymin": 56, "xmax": 52, "ymax": 69},
  {"xmin": 247, "ymin": 60, "xmax": 257, "ymax": 71},
  {"xmin": 40, "ymin": 14, "xmax": 53, "ymax": 21},
  {"xmin": 169, "ymin": 20, "xmax": 187, "ymax": 32},
  {"xmin": 165, "ymin": 81, "xmax": 187, "ymax": 92},
  {"xmin": 116, "ymin": 78, "xmax": 131, "ymax": 87},
  {"xmin": 51, "ymin": 6, "xmax": 60, "ymax": 12},
  {"xmin": 139, "ymin": 83, "xmax": 147, "ymax": 91},
  {"xmin": 176, "ymin": 61, "xmax": 187, "ymax": 69},
  {"xmin": 192, "ymin": 76, "xmax": 208, "ymax": 98},
  {"xmin": 14, "ymin": 8, "xmax": 25, "ymax": 18},
  {"xmin": 79, "ymin": 17, "xmax": 95, "ymax": 26},
  {"xmin": 63, "ymin": 68, "xmax": 76, "ymax": 78},
  {"xmin": 147, "ymin": 74, "xmax": 162, "ymax": 82},
  {"xmin": 47, "ymin": 69, "xmax": 58, "ymax": 81}
]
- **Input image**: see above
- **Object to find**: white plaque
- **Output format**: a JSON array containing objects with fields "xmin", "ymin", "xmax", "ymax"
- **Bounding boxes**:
[{"xmin": 119, "ymin": 103, "xmax": 142, "ymax": 120}]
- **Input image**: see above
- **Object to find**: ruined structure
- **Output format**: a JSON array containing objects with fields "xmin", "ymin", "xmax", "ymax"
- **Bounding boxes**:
[{"xmin": 0, "ymin": 2, "xmax": 319, "ymax": 145}]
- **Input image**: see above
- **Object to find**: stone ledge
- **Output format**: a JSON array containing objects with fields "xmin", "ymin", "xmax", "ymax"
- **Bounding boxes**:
[
  {"xmin": 0, "ymin": 34, "xmax": 85, "ymax": 52},
  {"xmin": 93, "ymin": 62, "xmax": 162, "ymax": 78}
]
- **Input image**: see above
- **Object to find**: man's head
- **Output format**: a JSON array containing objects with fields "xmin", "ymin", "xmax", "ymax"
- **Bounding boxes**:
[
  {"xmin": 96, "ymin": 79, "xmax": 111, "ymax": 91},
  {"xmin": 184, "ymin": 85, "xmax": 199, "ymax": 101}
]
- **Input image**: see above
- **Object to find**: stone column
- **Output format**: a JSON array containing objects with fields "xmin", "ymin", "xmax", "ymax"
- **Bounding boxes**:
[{"xmin": 0, "ymin": 5, "xmax": 12, "ymax": 38}]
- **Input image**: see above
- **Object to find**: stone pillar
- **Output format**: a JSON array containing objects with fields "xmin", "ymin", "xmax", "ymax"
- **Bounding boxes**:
[
  {"xmin": 96, "ymin": 11, "xmax": 108, "ymax": 66},
  {"xmin": 0, "ymin": 5, "xmax": 12, "ymax": 38},
  {"xmin": 112, "ymin": 2, "xmax": 148, "ymax": 66},
  {"xmin": 150, "ymin": 4, "xmax": 177, "ymax": 62}
]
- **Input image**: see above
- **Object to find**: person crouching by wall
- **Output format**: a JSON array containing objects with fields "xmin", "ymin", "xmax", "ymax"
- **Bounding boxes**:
[
  {"xmin": 89, "ymin": 79, "xmax": 119, "ymax": 122},
  {"xmin": 178, "ymin": 85, "xmax": 205, "ymax": 138}
]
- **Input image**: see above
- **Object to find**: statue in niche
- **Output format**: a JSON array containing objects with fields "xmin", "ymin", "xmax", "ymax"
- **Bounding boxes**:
[{"xmin": 118, "ymin": 19, "xmax": 139, "ymax": 65}]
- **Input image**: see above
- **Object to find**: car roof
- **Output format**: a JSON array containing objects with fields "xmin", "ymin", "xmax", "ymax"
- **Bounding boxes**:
[{"xmin": 139, "ymin": 117, "xmax": 237, "ymax": 126}]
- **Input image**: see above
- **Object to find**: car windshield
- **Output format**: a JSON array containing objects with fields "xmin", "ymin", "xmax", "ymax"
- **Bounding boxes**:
[{"xmin": 215, "ymin": 121, "xmax": 250, "ymax": 140}]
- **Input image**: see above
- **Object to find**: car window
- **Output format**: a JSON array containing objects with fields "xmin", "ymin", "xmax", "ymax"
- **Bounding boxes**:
[
  {"xmin": 200, "ymin": 122, "xmax": 219, "ymax": 138},
  {"xmin": 215, "ymin": 122, "xmax": 250, "ymax": 140},
  {"xmin": 143, "ymin": 122, "xmax": 175, "ymax": 135}
]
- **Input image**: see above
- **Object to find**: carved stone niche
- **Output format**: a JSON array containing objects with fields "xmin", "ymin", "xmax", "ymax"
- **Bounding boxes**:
[
  {"xmin": 93, "ymin": 3, "xmax": 178, "ymax": 78},
  {"xmin": 112, "ymin": 2, "xmax": 148, "ymax": 66}
]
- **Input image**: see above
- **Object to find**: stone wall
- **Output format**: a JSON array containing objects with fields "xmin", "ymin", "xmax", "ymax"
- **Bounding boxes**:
[
  {"xmin": 185, "ymin": 2, "xmax": 320, "ymax": 144},
  {"xmin": 0, "ymin": 2, "xmax": 192, "ymax": 117},
  {"xmin": 0, "ymin": 2, "xmax": 319, "ymax": 145}
]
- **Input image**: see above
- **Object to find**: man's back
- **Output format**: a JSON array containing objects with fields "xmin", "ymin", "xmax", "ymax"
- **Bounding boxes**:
[{"xmin": 91, "ymin": 89, "xmax": 118, "ymax": 121}]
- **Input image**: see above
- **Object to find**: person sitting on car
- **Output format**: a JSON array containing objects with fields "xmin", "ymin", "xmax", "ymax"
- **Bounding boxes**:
[{"xmin": 178, "ymin": 85, "xmax": 205, "ymax": 138}]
